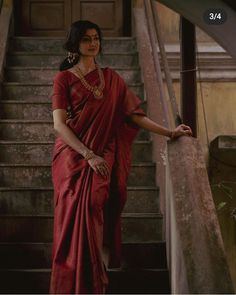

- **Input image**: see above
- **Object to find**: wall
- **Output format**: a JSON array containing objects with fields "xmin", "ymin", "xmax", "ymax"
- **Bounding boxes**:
[
  {"xmin": 170, "ymin": 82, "xmax": 236, "ymax": 161},
  {"xmin": 156, "ymin": 2, "xmax": 215, "ymax": 43}
]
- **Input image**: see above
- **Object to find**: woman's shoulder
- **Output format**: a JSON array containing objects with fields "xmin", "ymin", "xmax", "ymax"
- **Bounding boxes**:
[
  {"xmin": 102, "ymin": 67, "xmax": 117, "ymax": 75},
  {"xmin": 53, "ymin": 70, "xmax": 71, "ymax": 83},
  {"xmin": 54, "ymin": 69, "xmax": 73, "ymax": 79},
  {"xmin": 102, "ymin": 67, "xmax": 123, "ymax": 81}
]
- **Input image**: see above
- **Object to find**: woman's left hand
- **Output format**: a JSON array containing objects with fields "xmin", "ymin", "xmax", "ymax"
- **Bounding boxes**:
[{"xmin": 171, "ymin": 124, "xmax": 192, "ymax": 139}]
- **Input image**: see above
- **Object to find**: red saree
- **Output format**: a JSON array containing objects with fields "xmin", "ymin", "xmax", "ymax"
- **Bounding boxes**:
[{"xmin": 49, "ymin": 67, "xmax": 145, "ymax": 294}]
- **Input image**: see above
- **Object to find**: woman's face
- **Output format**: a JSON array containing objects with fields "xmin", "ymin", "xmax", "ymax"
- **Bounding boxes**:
[{"xmin": 79, "ymin": 28, "xmax": 100, "ymax": 57}]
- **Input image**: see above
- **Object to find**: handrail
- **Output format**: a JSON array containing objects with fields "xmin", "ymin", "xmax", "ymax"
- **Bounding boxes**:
[
  {"xmin": 0, "ymin": 0, "xmax": 13, "ymax": 86},
  {"xmin": 143, "ymin": 0, "xmax": 171, "ymax": 129},
  {"xmin": 150, "ymin": 0, "xmax": 181, "ymax": 126},
  {"xmin": 133, "ymin": 1, "xmax": 168, "ymax": 214},
  {"xmin": 144, "ymin": 0, "xmax": 182, "ymax": 127},
  {"xmin": 166, "ymin": 136, "xmax": 234, "ymax": 293}
]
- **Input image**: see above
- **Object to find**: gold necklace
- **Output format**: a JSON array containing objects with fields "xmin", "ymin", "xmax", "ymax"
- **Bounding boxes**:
[{"xmin": 73, "ymin": 64, "xmax": 105, "ymax": 99}]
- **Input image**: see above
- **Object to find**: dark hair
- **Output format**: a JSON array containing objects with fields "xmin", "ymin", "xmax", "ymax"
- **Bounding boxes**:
[{"xmin": 59, "ymin": 20, "xmax": 102, "ymax": 71}]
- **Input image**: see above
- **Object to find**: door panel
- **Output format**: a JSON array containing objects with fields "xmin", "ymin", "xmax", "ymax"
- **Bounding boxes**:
[
  {"xmin": 16, "ymin": 0, "xmax": 72, "ymax": 36},
  {"xmin": 15, "ymin": 0, "xmax": 124, "ymax": 36},
  {"xmin": 78, "ymin": 0, "xmax": 122, "ymax": 36}
]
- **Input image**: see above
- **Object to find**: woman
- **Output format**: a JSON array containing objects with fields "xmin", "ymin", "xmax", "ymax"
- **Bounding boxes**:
[{"xmin": 50, "ymin": 20, "xmax": 192, "ymax": 294}]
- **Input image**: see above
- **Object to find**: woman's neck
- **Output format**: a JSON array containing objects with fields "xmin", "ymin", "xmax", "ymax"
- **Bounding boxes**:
[{"xmin": 76, "ymin": 57, "xmax": 96, "ymax": 75}]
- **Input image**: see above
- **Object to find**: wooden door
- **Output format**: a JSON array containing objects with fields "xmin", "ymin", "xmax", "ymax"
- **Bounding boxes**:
[{"xmin": 14, "ymin": 0, "xmax": 126, "ymax": 36}]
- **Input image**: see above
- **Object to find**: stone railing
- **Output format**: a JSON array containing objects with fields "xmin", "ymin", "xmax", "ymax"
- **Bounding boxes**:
[
  {"xmin": 133, "ymin": 0, "xmax": 171, "ymax": 214},
  {"xmin": 166, "ymin": 136, "xmax": 234, "ymax": 293}
]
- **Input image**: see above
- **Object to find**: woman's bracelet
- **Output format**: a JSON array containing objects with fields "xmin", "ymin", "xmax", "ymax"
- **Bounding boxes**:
[{"xmin": 84, "ymin": 149, "xmax": 95, "ymax": 160}]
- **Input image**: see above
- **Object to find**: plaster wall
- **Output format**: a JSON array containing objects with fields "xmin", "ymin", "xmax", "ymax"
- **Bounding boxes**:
[
  {"xmin": 168, "ymin": 82, "xmax": 236, "ymax": 162},
  {"xmin": 156, "ymin": 2, "xmax": 215, "ymax": 43}
]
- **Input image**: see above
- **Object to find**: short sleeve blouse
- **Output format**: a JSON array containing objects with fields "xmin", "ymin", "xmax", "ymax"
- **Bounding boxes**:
[{"xmin": 51, "ymin": 71, "xmax": 69, "ymax": 111}]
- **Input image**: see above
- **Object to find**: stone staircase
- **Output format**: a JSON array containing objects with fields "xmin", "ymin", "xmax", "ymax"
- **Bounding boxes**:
[{"xmin": 0, "ymin": 36, "xmax": 170, "ymax": 293}]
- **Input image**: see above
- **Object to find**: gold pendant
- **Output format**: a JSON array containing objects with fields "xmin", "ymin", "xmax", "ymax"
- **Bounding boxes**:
[{"xmin": 94, "ymin": 87, "xmax": 103, "ymax": 99}]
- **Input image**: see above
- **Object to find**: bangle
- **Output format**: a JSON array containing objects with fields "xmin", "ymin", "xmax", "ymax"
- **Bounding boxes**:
[{"xmin": 84, "ymin": 150, "xmax": 95, "ymax": 160}]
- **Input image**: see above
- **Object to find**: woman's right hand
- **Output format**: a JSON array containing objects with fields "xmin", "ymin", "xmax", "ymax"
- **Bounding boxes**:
[{"xmin": 88, "ymin": 155, "xmax": 109, "ymax": 178}]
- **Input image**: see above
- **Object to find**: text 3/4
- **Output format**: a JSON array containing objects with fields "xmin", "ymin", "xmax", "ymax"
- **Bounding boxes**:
[
  {"xmin": 203, "ymin": 9, "xmax": 227, "ymax": 25},
  {"xmin": 209, "ymin": 13, "xmax": 222, "ymax": 20}
]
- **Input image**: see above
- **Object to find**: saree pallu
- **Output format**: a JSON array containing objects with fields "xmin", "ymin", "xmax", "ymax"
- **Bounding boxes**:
[{"xmin": 49, "ymin": 68, "xmax": 145, "ymax": 294}]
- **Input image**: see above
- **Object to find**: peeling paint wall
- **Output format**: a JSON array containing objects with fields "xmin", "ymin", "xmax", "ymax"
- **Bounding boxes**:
[{"xmin": 155, "ymin": 2, "xmax": 215, "ymax": 43}]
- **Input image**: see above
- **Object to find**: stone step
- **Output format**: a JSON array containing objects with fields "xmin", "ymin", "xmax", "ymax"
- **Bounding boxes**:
[
  {"xmin": 5, "ymin": 67, "xmax": 141, "ymax": 84},
  {"xmin": 0, "ymin": 100, "xmax": 146, "ymax": 120},
  {"xmin": 0, "ymin": 163, "xmax": 155, "ymax": 187},
  {"xmin": 0, "ymin": 140, "xmax": 152, "ymax": 163},
  {"xmin": 7, "ymin": 52, "xmax": 139, "ymax": 68},
  {"xmin": 0, "ymin": 268, "xmax": 170, "ymax": 294},
  {"xmin": 0, "ymin": 101, "xmax": 52, "ymax": 120},
  {"xmin": 0, "ymin": 186, "xmax": 159, "ymax": 215},
  {"xmin": 10, "ymin": 36, "xmax": 137, "ymax": 53},
  {"xmin": 2, "ymin": 82, "xmax": 144, "ymax": 100},
  {"xmin": 0, "ymin": 213, "xmax": 163, "ymax": 242},
  {"xmin": 108, "ymin": 268, "xmax": 170, "ymax": 294},
  {"xmin": 0, "ymin": 120, "xmax": 149, "ymax": 141},
  {"xmin": 0, "ymin": 241, "xmax": 166, "ymax": 269},
  {"xmin": 10, "ymin": 51, "xmax": 233, "ymax": 69},
  {"xmin": 0, "ymin": 120, "xmax": 55, "ymax": 141}
]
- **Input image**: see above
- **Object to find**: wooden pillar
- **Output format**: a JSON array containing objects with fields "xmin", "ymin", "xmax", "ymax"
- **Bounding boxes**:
[{"xmin": 180, "ymin": 17, "xmax": 197, "ymax": 137}]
